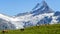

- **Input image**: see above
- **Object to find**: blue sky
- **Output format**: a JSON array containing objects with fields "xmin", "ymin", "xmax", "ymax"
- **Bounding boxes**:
[{"xmin": 0, "ymin": 0, "xmax": 60, "ymax": 16}]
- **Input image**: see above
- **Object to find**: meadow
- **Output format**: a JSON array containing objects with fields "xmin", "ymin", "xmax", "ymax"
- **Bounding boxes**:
[{"xmin": 0, "ymin": 24, "xmax": 60, "ymax": 34}]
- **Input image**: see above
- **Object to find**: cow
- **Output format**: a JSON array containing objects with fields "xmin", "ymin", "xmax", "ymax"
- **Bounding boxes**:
[
  {"xmin": 20, "ymin": 28, "xmax": 25, "ymax": 31},
  {"xmin": 2, "ymin": 30, "xmax": 8, "ymax": 34}
]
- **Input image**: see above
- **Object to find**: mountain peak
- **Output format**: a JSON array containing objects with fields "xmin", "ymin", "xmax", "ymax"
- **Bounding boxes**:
[
  {"xmin": 42, "ymin": 0, "xmax": 48, "ymax": 6},
  {"xmin": 32, "ymin": 0, "xmax": 48, "ymax": 10},
  {"xmin": 30, "ymin": 0, "xmax": 54, "ymax": 16}
]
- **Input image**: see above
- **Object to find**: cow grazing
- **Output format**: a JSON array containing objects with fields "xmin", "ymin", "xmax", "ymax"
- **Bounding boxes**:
[
  {"xmin": 2, "ymin": 30, "xmax": 8, "ymax": 34},
  {"xmin": 20, "ymin": 28, "xmax": 24, "ymax": 31}
]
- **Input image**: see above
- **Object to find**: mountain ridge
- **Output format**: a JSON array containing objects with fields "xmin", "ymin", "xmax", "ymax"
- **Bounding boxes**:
[{"xmin": 0, "ymin": 1, "xmax": 60, "ymax": 30}]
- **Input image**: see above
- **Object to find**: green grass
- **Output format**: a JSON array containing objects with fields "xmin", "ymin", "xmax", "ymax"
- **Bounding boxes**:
[{"xmin": 0, "ymin": 24, "xmax": 60, "ymax": 34}]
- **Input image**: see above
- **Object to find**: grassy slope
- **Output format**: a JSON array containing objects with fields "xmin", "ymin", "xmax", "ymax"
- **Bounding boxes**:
[{"xmin": 0, "ymin": 24, "xmax": 60, "ymax": 34}]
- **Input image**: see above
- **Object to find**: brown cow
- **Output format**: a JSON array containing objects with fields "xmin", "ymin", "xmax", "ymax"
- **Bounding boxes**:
[{"xmin": 2, "ymin": 30, "xmax": 8, "ymax": 34}]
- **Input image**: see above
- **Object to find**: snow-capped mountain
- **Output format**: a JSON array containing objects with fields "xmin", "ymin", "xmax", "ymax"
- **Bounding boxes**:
[{"xmin": 0, "ymin": 1, "xmax": 60, "ymax": 30}]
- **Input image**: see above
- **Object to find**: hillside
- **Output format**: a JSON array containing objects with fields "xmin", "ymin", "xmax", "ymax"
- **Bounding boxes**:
[{"xmin": 0, "ymin": 24, "xmax": 60, "ymax": 34}]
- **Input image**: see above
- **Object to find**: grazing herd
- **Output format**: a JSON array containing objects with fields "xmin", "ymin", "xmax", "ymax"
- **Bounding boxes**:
[
  {"xmin": 2, "ymin": 28, "xmax": 25, "ymax": 34},
  {"xmin": 1, "ymin": 24, "xmax": 49, "ymax": 34}
]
